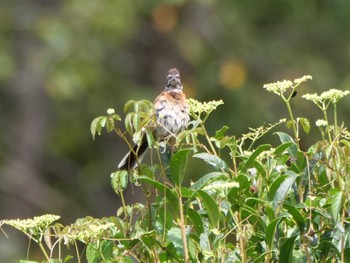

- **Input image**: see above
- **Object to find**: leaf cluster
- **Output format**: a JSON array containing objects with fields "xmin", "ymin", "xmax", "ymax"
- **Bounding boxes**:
[{"xmin": 2, "ymin": 77, "xmax": 350, "ymax": 262}]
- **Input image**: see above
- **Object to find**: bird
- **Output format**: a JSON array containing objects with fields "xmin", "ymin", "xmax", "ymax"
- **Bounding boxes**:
[{"xmin": 118, "ymin": 68, "xmax": 190, "ymax": 170}]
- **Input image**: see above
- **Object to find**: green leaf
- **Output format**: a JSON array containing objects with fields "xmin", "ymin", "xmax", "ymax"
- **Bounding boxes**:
[
  {"xmin": 191, "ymin": 172, "xmax": 226, "ymax": 190},
  {"xmin": 298, "ymin": 117, "xmax": 310, "ymax": 134},
  {"xmin": 90, "ymin": 116, "xmax": 106, "ymax": 140},
  {"xmin": 274, "ymin": 142, "xmax": 295, "ymax": 155},
  {"xmin": 196, "ymin": 190, "xmax": 220, "ymax": 228},
  {"xmin": 106, "ymin": 117, "xmax": 114, "ymax": 133},
  {"xmin": 269, "ymin": 171, "xmax": 297, "ymax": 208},
  {"xmin": 158, "ymin": 206, "xmax": 173, "ymax": 231},
  {"xmin": 120, "ymin": 170, "xmax": 129, "ymax": 189},
  {"xmin": 214, "ymin": 126, "xmax": 229, "ymax": 139},
  {"xmin": 331, "ymin": 189, "xmax": 342, "ymax": 222},
  {"xmin": 250, "ymin": 159, "xmax": 266, "ymax": 177},
  {"xmin": 132, "ymin": 112, "xmax": 140, "ymax": 131},
  {"xmin": 64, "ymin": 255, "xmax": 74, "ymax": 263},
  {"xmin": 266, "ymin": 216, "xmax": 288, "ymax": 249},
  {"xmin": 340, "ymin": 139, "xmax": 350, "ymax": 150},
  {"xmin": 268, "ymin": 174, "xmax": 288, "ymax": 202},
  {"xmin": 241, "ymin": 144, "xmax": 271, "ymax": 171},
  {"xmin": 139, "ymin": 231, "xmax": 159, "ymax": 250},
  {"xmin": 286, "ymin": 120, "xmax": 293, "ymax": 130},
  {"xmin": 124, "ymin": 100, "xmax": 135, "ymax": 112},
  {"xmin": 86, "ymin": 244, "xmax": 102, "ymax": 263},
  {"xmin": 137, "ymin": 176, "xmax": 179, "ymax": 216},
  {"xmin": 284, "ymin": 203, "xmax": 305, "ymax": 233},
  {"xmin": 187, "ymin": 208, "xmax": 204, "ymax": 234},
  {"xmin": 275, "ymin": 132, "xmax": 298, "ymax": 157},
  {"xmin": 167, "ymin": 227, "xmax": 185, "ymax": 257},
  {"xmin": 20, "ymin": 261, "xmax": 38, "ymax": 263},
  {"xmin": 240, "ymin": 204, "xmax": 266, "ymax": 231},
  {"xmin": 145, "ymin": 128, "xmax": 155, "ymax": 147},
  {"xmin": 124, "ymin": 113, "xmax": 133, "ymax": 135},
  {"xmin": 111, "ymin": 170, "xmax": 129, "ymax": 193},
  {"xmin": 193, "ymin": 153, "xmax": 228, "ymax": 171},
  {"xmin": 179, "ymin": 186, "xmax": 196, "ymax": 198},
  {"xmin": 170, "ymin": 149, "xmax": 191, "ymax": 186},
  {"xmin": 159, "ymin": 144, "xmax": 172, "ymax": 176},
  {"xmin": 279, "ymin": 235, "xmax": 298, "ymax": 263}
]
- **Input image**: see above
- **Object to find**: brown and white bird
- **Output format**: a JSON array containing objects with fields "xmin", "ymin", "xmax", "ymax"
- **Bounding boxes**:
[{"xmin": 118, "ymin": 68, "xmax": 190, "ymax": 170}]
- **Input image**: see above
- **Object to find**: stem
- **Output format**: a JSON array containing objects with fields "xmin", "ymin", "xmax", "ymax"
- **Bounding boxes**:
[
  {"xmin": 283, "ymin": 97, "xmax": 299, "ymax": 146},
  {"xmin": 201, "ymin": 122, "xmax": 217, "ymax": 155},
  {"xmin": 177, "ymin": 188, "xmax": 189, "ymax": 262},
  {"xmin": 38, "ymin": 241, "xmax": 50, "ymax": 262},
  {"xmin": 74, "ymin": 240, "xmax": 81, "ymax": 263},
  {"xmin": 119, "ymin": 190, "xmax": 128, "ymax": 220},
  {"xmin": 322, "ymin": 109, "xmax": 332, "ymax": 143},
  {"xmin": 333, "ymin": 103, "xmax": 338, "ymax": 137},
  {"xmin": 341, "ymin": 208, "xmax": 346, "ymax": 263},
  {"xmin": 155, "ymin": 147, "xmax": 168, "ymax": 242}
]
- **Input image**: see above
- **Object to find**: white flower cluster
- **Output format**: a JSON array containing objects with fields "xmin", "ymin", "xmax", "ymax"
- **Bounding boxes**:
[
  {"xmin": 188, "ymin": 98, "xmax": 224, "ymax": 114},
  {"xmin": 263, "ymin": 75, "xmax": 312, "ymax": 95},
  {"xmin": 315, "ymin": 119, "xmax": 328, "ymax": 127},
  {"xmin": 263, "ymin": 80, "xmax": 293, "ymax": 95},
  {"xmin": 302, "ymin": 89, "xmax": 350, "ymax": 104},
  {"xmin": 2, "ymin": 214, "xmax": 60, "ymax": 232},
  {"xmin": 203, "ymin": 181, "xmax": 239, "ymax": 191}
]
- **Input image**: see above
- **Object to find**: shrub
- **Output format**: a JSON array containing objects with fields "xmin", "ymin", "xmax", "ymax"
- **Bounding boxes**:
[{"xmin": 2, "ymin": 76, "xmax": 350, "ymax": 262}]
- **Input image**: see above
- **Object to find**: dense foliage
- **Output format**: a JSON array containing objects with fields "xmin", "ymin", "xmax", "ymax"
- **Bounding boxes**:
[{"xmin": 2, "ymin": 76, "xmax": 350, "ymax": 262}]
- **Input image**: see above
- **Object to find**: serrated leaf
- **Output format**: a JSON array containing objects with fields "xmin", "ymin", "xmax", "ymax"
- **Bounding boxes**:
[
  {"xmin": 132, "ymin": 112, "xmax": 140, "ymax": 131},
  {"xmin": 133, "ymin": 130, "xmax": 143, "ymax": 145},
  {"xmin": 111, "ymin": 113, "xmax": 121, "ymax": 121},
  {"xmin": 145, "ymin": 128, "xmax": 155, "ymax": 147},
  {"xmin": 193, "ymin": 153, "xmax": 228, "ymax": 171},
  {"xmin": 120, "ymin": 170, "xmax": 129, "ymax": 189},
  {"xmin": 170, "ymin": 149, "xmax": 191, "ymax": 186},
  {"xmin": 124, "ymin": 113, "xmax": 133, "ymax": 135},
  {"xmin": 90, "ymin": 116, "xmax": 105, "ymax": 140},
  {"xmin": 298, "ymin": 117, "xmax": 310, "ymax": 134},
  {"xmin": 111, "ymin": 170, "xmax": 129, "ymax": 194},
  {"xmin": 124, "ymin": 100, "xmax": 135, "ymax": 112},
  {"xmin": 106, "ymin": 117, "xmax": 114, "ymax": 133},
  {"xmin": 196, "ymin": 190, "xmax": 220, "ymax": 228}
]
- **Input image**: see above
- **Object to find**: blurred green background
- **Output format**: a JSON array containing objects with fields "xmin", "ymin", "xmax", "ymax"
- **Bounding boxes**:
[{"xmin": 1, "ymin": 0, "xmax": 350, "ymax": 261}]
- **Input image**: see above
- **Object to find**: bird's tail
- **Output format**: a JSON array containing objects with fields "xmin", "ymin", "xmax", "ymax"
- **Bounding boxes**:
[{"xmin": 117, "ymin": 138, "xmax": 148, "ymax": 170}]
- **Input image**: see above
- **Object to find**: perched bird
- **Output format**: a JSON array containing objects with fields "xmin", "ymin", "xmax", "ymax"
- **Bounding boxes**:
[{"xmin": 118, "ymin": 68, "xmax": 190, "ymax": 170}]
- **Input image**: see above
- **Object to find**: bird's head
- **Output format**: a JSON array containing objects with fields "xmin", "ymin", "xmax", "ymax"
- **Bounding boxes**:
[{"xmin": 165, "ymin": 68, "xmax": 182, "ymax": 91}]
